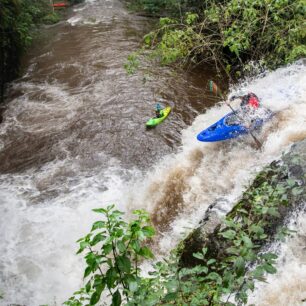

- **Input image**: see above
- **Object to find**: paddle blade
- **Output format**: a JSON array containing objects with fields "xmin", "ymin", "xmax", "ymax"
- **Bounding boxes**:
[{"xmin": 208, "ymin": 80, "xmax": 221, "ymax": 97}]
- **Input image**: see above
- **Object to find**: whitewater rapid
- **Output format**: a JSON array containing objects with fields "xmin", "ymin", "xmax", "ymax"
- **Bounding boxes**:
[
  {"xmin": 249, "ymin": 209, "xmax": 306, "ymax": 306},
  {"xmin": 0, "ymin": 1, "xmax": 305, "ymax": 305},
  {"xmin": 1, "ymin": 60, "xmax": 305, "ymax": 306}
]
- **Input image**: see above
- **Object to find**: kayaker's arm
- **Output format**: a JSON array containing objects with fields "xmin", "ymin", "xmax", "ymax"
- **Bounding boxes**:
[{"xmin": 229, "ymin": 95, "xmax": 243, "ymax": 102}]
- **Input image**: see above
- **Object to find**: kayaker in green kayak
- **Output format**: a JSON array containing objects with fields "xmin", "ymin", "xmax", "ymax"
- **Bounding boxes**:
[
  {"xmin": 155, "ymin": 103, "xmax": 163, "ymax": 118},
  {"xmin": 146, "ymin": 104, "xmax": 171, "ymax": 127}
]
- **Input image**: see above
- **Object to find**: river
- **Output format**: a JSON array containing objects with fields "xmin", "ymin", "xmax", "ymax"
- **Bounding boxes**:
[{"xmin": 0, "ymin": 0, "xmax": 305, "ymax": 305}]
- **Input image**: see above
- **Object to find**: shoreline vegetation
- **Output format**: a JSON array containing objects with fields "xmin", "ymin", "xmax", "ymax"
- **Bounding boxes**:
[
  {"xmin": 125, "ymin": 0, "xmax": 305, "ymax": 79},
  {"xmin": 0, "ymin": 0, "xmax": 84, "ymax": 102}
]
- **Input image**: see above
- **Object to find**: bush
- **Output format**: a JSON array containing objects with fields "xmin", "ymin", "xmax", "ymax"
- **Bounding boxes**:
[
  {"xmin": 42, "ymin": 12, "xmax": 61, "ymax": 24},
  {"xmin": 132, "ymin": 0, "xmax": 306, "ymax": 75}
]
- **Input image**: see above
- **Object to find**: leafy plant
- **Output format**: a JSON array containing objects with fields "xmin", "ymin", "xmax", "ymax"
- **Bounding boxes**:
[
  {"xmin": 128, "ymin": 0, "xmax": 306, "ymax": 76},
  {"xmin": 64, "ymin": 205, "xmax": 155, "ymax": 306}
]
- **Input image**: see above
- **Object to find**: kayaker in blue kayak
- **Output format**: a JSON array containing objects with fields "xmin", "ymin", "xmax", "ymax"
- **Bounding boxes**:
[
  {"xmin": 230, "ymin": 92, "xmax": 260, "ymax": 113},
  {"xmin": 155, "ymin": 103, "xmax": 163, "ymax": 118},
  {"xmin": 230, "ymin": 93, "xmax": 261, "ymax": 127}
]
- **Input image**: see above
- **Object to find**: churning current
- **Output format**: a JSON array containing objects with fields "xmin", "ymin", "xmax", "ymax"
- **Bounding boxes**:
[{"xmin": 0, "ymin": 0, "xmax": 305, "ymax": 305}]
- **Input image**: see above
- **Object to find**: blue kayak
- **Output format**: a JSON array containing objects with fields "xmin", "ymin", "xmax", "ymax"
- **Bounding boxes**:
[{"xmin": 197, "ymin": 111, "xmax": 271, "ymax": 142}]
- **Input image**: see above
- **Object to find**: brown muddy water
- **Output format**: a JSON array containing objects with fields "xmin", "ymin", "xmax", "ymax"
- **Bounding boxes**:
[
  {"xmin": 0, "ymin": 0, "xmax": 217, "ymax": 175},
  {"xmin": 0, "ymin": 0, "xmax": 305, "ymax": 305}
]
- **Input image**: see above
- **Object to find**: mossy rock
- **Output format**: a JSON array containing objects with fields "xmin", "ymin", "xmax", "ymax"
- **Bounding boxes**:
[{"xmin": 179, "ymin": 139, "xmax": 306, "ymax": 267}]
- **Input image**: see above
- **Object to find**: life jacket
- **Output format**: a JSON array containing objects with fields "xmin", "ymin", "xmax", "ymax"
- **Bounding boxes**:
[{"xmin": 241, "ymin": 93, "xmax": 259, "ymax": 109}]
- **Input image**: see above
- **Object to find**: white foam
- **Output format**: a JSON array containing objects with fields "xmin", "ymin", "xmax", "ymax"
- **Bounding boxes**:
[
  {"xmin": 0, "ymin": 58, "xmax": 305, "ymax": 305},
  {"xmin": 249, "ymin": 209, "xmax": 306, "ymax": 306},
  {"xmin": 127, "ymin": 61, "xmax": 306, "ymax": 253},
  {"xmin": 0, "ymin": 158, "xmax": 132, "ymax": 305}
]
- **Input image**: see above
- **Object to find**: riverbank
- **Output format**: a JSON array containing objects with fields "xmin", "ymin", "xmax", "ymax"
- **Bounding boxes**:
[
  {"xmin": 125, "ymin": 0, "xmax": 306, "ymax": 79},
  {"xmin": 180, "ymin": 139, "xmax": 306, "ymax": 266},
  {"xmin": 0, "ymin": 0, "xmax": 84, "ymax": 102}
]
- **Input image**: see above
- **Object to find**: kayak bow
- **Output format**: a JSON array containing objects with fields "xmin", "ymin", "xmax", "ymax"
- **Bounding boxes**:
[
  {"xmin": 146, "ymin": 106, "xmax": 171, "ymax": 127},
  {"xmin": 197, "ymin": 110, "xmax": 272, "ymax": 142}
]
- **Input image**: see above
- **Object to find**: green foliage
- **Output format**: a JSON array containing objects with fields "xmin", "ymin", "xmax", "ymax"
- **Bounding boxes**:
[
  {"xmin": 131, "ymin": 0, "xmax": 306, "ymax": 74},
  {"xmin": 124, "ymin": 53, "xmax": 140, "ymax": 75},
  {"xmin": 65, "ymin": 205, "xmax": 156, "ymax": 306},
  {"xmin": 42, "ymin": 12, "xmax": 61, "ymax": 25},
  {"xmin": 127, "ymin": 0, "xmax": 180, "ymax": 16},
  {"xmin": 0, "ymin": 0, "xmax": 50, "ymax": 100}
]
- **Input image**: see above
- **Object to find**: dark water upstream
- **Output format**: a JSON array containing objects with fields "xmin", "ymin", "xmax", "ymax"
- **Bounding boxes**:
[
  {"xmin": 1, "ymin": 0, "xmax": 216, "ymax": 175},
  {"xmin": 0, "ymin": 0, "xmax": 305, "ymax": 305}
]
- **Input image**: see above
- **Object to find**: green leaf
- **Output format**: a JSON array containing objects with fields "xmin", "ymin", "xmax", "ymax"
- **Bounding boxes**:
[
  {"xmin": 207, "ymin": 259, "xmax": 216, "ymax": 265},
  {"xmin": 144, "ymin": 33, "xmax": 152, "ymax": 45},
  {"xmin": 206, "ymin": 272, "xmax": 222, "ymax": 284},
  {"xmin": 292, "ymin": 187, "xmax": 304, "ymax": 196},
  {"xmin": 234, "ymin": 257, "xmax": 245, "ymax": 277},
  {"xmin": 202, "ymin": 247, "xmax": 208, "ymax": 256},
  {"xmin": 131, "ymin": 240, "xmax": 141, "ymax": 253},
  {"xmin": 111, "ymin": 290, "xmax": 121, "ymax": 306},
  {"xmin": 141, "ymin": 226, "xmax": 155, "ymax": 237},
  {"xmin": 77, "ymin": 241, "xmax": 90, "ymax": 254},
  {"xmin": 91, "ymin": 221, "xmax": 106, "ymax": 231},
  {"xmin": 128, "ymin": 279, "xmax": 138, "ymax": 292},
  {"xmin": 286, "ymin": 179, "xmax": 296, "ymax": 187},
  {"xmin": 91, "ymin": 233, "xmax": 106, "ymax": 246},
  {"xmin": 263, "ymin": 263, "xmax": 277, "ymax": 274},
  {"xmin": 106, "ymin": 267, "xmax": 118, "ymax": 289},
  {"xmin": 103, "ymin": 244, "xmax": 113, "ymax": 255},
  {"xmin": 85, "ymin": 280, "xmax": 91, "ymax": 293},
  {"xmin": 193, "ymin": 252, "xmax": 204, "ymax": 260},
  {"xmin": 165, "ymin": 280, "xmax": 178, "ymax": 293},
  {"xmin": 242, "ymin": 235, "xmax": 253, "ymax": 248},
  {"xmin": 225, "ymin": 219, "xmax": 236, "ymax": 228},
  {"xmin": 139, "ymin": 246, "xmax": 154, "ymax": 259},
  {"xmin": 220, "ymin": 229, "xmax": 236, "ymax": 240},
  {"xmin": 249, "ymin": 224, "xmax": 264, "ymax": 236},
  {"xmin": 92, "ymin": 208, "xmax": 107, "ymax": 214},
  {"xmin": 226, "ymin": 246, "xmax": 239, "ymax": 255},
  {"xmin": 90, "ymin": 290, "xmax": 102, "ymax": 305},
  {"xmin": 252, "ymin": 266, "xmax": 265, "ymax": 280},
  {"xmin": 116, "ymin": 255, "xmax": 131, "ymax": 273},
  {"xmin": 163, "ymin": 292, "xmax": 177, "ymax": 302},
  {"xmin": 117, "ymin": 240, "xmax": 126, "ymax": 253},
  {"xmin": 267, "ymin": 207, "xmax": 280, "ymax": 217},
  {"xmin": 84, "ymin": 266, "xmax": 92, "ymax": 278},
  {"xmin": 185, "ymin": 13, "xmax": 198, "ymax": 25},
  {"xmin": 106, "ymin": 204, "xmax": 115, "ymax": 211},
  {"xmin": 260, "ymin": 253, "xmax": 278, "ymax": 261}
]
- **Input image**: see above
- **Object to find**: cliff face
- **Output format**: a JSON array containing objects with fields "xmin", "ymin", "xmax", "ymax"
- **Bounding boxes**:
[{"xmin": 180, "ymin": 139, "xmax": 306, "ymax": 267}]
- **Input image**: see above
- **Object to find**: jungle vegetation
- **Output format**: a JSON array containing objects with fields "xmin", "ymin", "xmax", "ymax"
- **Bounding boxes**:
[{"xmin": 126, "ymin": 0, "xmax": 306, "ymax": 77}]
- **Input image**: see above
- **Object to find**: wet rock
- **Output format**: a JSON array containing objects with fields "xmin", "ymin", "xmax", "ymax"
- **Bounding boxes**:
[{"xmin": 180, "ymin": 139, "xmax": 306, "ymax": 267}]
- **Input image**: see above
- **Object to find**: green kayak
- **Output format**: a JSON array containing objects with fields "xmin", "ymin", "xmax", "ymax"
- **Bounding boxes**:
[{"xmin": 146, "ymin": 106, "xmax": 171, "ymax": 127}]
